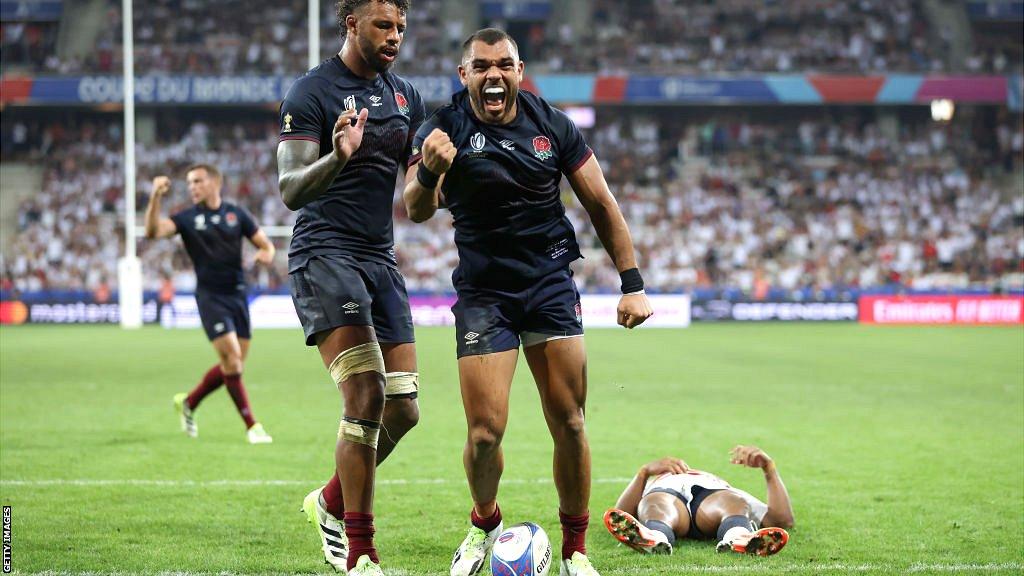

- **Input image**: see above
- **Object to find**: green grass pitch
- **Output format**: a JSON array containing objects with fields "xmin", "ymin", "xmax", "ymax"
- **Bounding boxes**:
[{"xmin": 1, "ymin": 324, "xmax": 1022, "ymax": 575}]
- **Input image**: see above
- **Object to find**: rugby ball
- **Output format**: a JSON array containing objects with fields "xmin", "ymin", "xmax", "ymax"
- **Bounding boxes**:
[{"xmin": 490, "ymin": 522, "xmax": 552, "ymax": 576}]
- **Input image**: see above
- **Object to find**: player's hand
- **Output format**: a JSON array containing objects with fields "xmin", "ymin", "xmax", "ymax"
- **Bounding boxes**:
[
  {"xmin": 617, "ymin": 292, "xmax": 653, "ymax": 329},
  {"xmin": 642, "ymin": 457, "xmax": 689, "ymax": 477},
  {"xmin": 730, "ymin": 445, "xmax": 774, "ymax": 471},
  {"xmin": 252, "ymin": 249, "xmax": 274, "ymax": 266},
  {"xmin": 332, "ymin": 108, "xmax": 369, "ymax": 163},
  {"xmin": 421, "ymin": 128, "xmax": 457, "ymax": 175},
  {"xmin": 152, "ymin": 175, "xmax": 171, "ymax": 197}
]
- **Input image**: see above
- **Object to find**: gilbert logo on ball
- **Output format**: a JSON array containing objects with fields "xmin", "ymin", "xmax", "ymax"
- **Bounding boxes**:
[{"xmin": 490, "ymin": 522, "xmax": 552, "ymax": 576}]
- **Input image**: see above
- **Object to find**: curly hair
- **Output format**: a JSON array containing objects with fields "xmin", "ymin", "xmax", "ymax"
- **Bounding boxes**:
[{"xmin": 336, "ymin": 0, "xmax": 410, "ymax": 33}]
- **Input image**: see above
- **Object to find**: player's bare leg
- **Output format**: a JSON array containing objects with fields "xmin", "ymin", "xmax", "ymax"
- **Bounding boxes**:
[
  {"xmin": 451, "ymin": 349, "xmax": 517, "ymax": 576},
  {"xmin": 524, "ymin": 336, "xmax": 599, "ymax": 575},
  {"xmin": 379, "ymin": 342, "xmax": 420, "ymax": 458},
  {"xmin": 318, "ymin": 342, "xmax": 419, "ymax": 518},
  {"xmin": 698, "ymin": 491, "xmax": 788, "ymax": 556},
  {"xmin": 605, "ymin": 492, "xmax": 681, "ymax": 555},
  {"xmin": 316, "ymin": 325, "xmax": 386, "ymax": 571},
  {"xmin": 205, "ymin": 332, "xmax": 269, "ymax": 442}
]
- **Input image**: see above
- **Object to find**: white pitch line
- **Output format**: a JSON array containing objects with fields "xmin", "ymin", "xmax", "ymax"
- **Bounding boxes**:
[
  {"xmin": 0, "ymin": 477, "xmax": 634, "ymax": 487},
  {"xmin": 13, "ymin": 565, "xmax": 1024, "ymax": 575}
]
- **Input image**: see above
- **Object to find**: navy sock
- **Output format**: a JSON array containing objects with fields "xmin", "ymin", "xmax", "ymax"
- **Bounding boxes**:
[
  {"xmin": 717, "ymin": 515, "xmax": 754, "ymax": 541},
  {"xmin": 644, "ymin": 520, "xmax": 676, "ymax": 545}
]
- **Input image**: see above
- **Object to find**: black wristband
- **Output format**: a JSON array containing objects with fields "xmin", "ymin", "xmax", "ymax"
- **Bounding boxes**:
[
  {"xmin": 620, "ymin": 268, "xmax": 644, "ymax": 294},
  {"xmin": 416, "ymin": 165, "xmax": 440, "ymax": 189}
]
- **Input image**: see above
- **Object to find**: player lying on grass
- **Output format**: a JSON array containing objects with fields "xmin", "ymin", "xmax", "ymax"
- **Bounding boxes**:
[{"xmin": 604, "ymin": 445, "xmax": 794, "ymax": 557}]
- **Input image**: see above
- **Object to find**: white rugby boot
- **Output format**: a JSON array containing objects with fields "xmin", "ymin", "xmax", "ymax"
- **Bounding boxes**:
[
  {"xmin": 450, "ymin": 522, "xmax": 503, "ymax": 576},
  {"xmin": 560, "ymin": 551, "xmax": 601, "ymax": 576},
  {"xmin": 173, "ymin": 393, "xmax": 197, "ymax": 438},
  {"xmin": 302, "ymin": 488, "xmax": 348, "ymax": 572}
]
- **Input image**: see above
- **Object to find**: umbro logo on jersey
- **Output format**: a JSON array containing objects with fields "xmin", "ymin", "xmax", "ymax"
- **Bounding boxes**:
[
  {"xmin": 343, "ymin": 302, "xmax": 360, "ymax": 314},
  {"xmin": 499, "ymin": 139, "xmax": 516, "ymax": 151},
  {"xmin": 464, "ymin": 332, "xmax": 480, "ymax": 344},
  {"xmin": 369, "ymin": 95, "xmax": 383, "ymax": 107}
]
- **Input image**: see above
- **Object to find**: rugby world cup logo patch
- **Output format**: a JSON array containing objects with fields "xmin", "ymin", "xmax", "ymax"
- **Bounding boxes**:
[
  {"xmin": 532, "ymin": 135, "xmax": 553, "ymax": 160},
  {"xmin": 394, "ymin": 92, "xmax": 410, "ymax": 115}
]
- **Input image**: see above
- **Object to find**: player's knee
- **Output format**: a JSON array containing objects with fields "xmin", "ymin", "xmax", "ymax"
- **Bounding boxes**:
[
  {"xmin": 221, "ymin": 354, "xmax": 243, "ymax": 375},
  {"xmin": 385, "ymin": 397, "xmax": 420, "ymax": 433},
  {"xmin": 344, "ymin": 374, "xmax": 386, "ymax": 418},
  {"xmin": 330, "ymin": 342, "xmax": 387, "ymax": 415},
  {"xmin": 468, "ymin": 423, "xmax": 503, "ymax": 454},
  {"xmin": 551, "ymin": 409, "xmax": 587, "ymax": 439}
]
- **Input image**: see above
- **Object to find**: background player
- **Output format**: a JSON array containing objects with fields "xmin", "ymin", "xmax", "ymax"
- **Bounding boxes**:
[
  {"xmin": 144, "ymin": 166, "xmax": 275, "ymax": 444},
  {"xmin": 604, "ymin": 445, "xmax": 795, "ymax": 557},
  {"xmin": 276, "ymin": 0, "xmax": 425, "ymax": 573},
  {"xmin": 403, "ymin": 28, "xmax": 653, "ymax": 576}
]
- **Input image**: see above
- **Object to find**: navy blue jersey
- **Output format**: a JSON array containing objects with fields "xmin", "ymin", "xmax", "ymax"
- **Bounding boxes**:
[
  {"xmin": 170, "ymin": 202, "xmax": 258, "ymax": 294},
  {"xmin": 410, "ymin": 89, "xmax": 593, "ymax": 285},
  {"xmin": 280, "ymin": 55, "xmax": 425, "ymax": 269}
]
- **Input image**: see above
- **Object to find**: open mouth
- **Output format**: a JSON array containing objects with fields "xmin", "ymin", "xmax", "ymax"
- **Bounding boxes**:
[
  {"xmin": 482, "ymin": 85, "xmax": 505, "ymax": 113},
  {"xmin": 380, "ymin": 46, "xmax": 398, "ymax": 63}
]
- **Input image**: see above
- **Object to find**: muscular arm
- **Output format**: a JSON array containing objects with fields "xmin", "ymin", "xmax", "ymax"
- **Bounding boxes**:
[
  {"xmin": 613, "ymin": 468, "xmax": 652, "ymax": 516},
  {"xmin": 760, "ymin": 464, "xmax": 795, "ymax": 529},
  {"xmin": 403, "ymin": 128, "xmax": 456, "ymax": 223},
  {"xmin": 730, "ymin": 445, "xmax": 794, "ymax": 529},
  {"xmin": 566, "ymin": 154, "xmax": 638, "ymax": 273},
  {"xmin": 144, "ymin": 177, "xmax": 177, "ymax": 239},
  {"xmin": 402, "ymin": 164, "xmax": 443, "ymax": 223},
  {"xmin": 613, "ymin": 457, "xmax": 689, "ymax": 516},
  {"xmin": 276, "ymin": 139, "xmax": 345, "ymax": 211},
  {"xmin": 277, "ymin": 108, "xmax": 367, "ymax": 211}
]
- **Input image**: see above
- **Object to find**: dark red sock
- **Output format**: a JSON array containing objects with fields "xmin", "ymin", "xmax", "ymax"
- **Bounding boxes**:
[
  {"xmin": 223, "ymin": 373, "xmax": 256, "ymax": 429},
  {"xmin": 186, "ymin": 365, "xmax": 223, "ymax": 409},
  {"xmin": 559, "ymin": 510, "xmax": 589, "ymax": 560},
  {"xmin": 344, "ymin": 512, "xmax": 379, "ymax": 571},
  {"xmin": 471, "ymin": 502, "xmax": 502, "ymax": 533},
  {"xmin": 322, "ymin": 472, "xmax": 345, "ymax": 518}
]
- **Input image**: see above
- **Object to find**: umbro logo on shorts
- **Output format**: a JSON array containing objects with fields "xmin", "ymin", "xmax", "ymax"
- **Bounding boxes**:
[
  {"xmin": 214, "ymin": 322, "xmax": 225, "ymax": 333},
  {"xmin": 464, "ymin": 332, "xmax": 480, "ymax": 344},
  {"xmin": 342, "ymin": 302, "xmax": 360, "ymax": 314}
]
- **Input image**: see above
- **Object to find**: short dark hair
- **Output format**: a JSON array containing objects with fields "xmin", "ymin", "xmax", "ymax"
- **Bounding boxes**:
[
  {"xmin": 336, "ymin": 0, "xmax": 410, "ymax": 33},
  {"xmin": 461, "ymin": 28, "xmax": 519, "ymax": 62},
  {"xmin": 186, "ymin": 163, "xmax": 221, "ymax": 181}
]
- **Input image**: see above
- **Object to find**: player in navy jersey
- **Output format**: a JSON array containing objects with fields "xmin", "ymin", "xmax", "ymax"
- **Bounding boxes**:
[
  {"xmin": 144, "ymin": 164, "xmax": 276, "ymax": 445},
  {"xmin": 403, "ymin": 28, "xmax": 654, "ymax": 576},
  {"xmin": 276, "ymin": 1, "xmax": 423, "ymax": 574}
]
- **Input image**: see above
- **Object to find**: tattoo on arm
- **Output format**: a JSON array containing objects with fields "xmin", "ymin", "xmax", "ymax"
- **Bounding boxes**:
[{"xmin": 277, "ymin": 139, "xmax": 343, "ymax": 211}]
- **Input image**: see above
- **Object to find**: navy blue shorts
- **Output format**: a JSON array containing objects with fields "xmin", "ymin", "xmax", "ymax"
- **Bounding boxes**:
[
  {"xmin": 452, "ymin": 267, "xmax": 583, "ymax": 358},
  {"xmin": 288, "ymin": 253, "xmax": 415, "ymax": 346},
  {"xmin": 195, "ymin": 289, "xmax": 251, "ymax": 341}
]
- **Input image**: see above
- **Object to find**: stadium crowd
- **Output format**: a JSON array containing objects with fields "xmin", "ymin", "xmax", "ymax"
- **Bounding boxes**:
[
  {"xmin": 523, "ymin": 0, "xmax": 950, "ymax": 74},
  {"xmin": 3, "ymin": 109, "xmax": 1021, "ymax": 296},
  {"xmin": 6, "ymin": 0, "xmax": 1020, "ymax": 75}
]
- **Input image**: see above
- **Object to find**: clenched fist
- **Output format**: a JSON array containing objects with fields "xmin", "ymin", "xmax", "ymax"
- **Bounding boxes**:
[
  {"xmin": 617, "ymin": 292, "xmax": 653, "ymax": 329},
  {"xmin": 421, "ymin": 128, "xmax": 457, "ymax": 175},
  {"xmin": 152, "ymin": 175, "xmax": 171, "ymax": 197}
]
